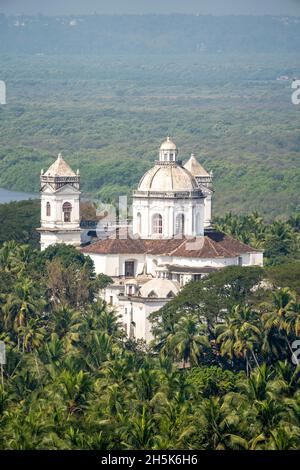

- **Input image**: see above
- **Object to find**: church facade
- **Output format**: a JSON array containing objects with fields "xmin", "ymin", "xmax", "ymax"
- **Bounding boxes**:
[{"xmin": 38, "ymin": 138, "xmax": 263, "ymax": 342}]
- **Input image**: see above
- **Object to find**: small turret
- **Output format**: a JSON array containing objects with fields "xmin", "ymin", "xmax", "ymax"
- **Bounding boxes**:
[
  {"xmin": 184, "ymin": 154, "xmax": 213, "ymax": 190},
  {"xmin": 184, "ymin": 154, "xmax": 213, "ymax": 229}
]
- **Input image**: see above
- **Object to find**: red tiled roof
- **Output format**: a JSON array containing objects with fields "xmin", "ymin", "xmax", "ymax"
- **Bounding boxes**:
[{"xmin": 80, "ymin": 230, "xmax": 259, "ymax": 259}]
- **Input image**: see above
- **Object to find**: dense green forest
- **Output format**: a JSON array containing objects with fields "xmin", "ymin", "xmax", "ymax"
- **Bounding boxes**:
[
  {"xmin": 0, "ymin": 202, "xmax": 299, "ymax": 449},
  {"xmin": 0, "ymin": 52, "xmax": 299, "ymax": 217},
  {"xmin": 0, "ymin": 238, "xmax": 300, "ymax": 449}
]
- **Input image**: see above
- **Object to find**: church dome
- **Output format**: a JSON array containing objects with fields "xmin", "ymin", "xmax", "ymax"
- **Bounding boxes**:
[
  {"xmin": 137, "ymin": 164, "xmax": 198, "ymax": 192},
  {"xmin": 139, "ymin": 278, "xmax": 180, "ymax": 299},
  {"xmin": 160, "ymin": 137, "xmax": 177, "ymax": 151}
]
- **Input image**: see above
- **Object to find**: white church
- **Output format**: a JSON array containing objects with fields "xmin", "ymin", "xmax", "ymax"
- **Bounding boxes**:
[{"xmin": 38, "ymin": 138, "xmax": 263, "ymax": 342}]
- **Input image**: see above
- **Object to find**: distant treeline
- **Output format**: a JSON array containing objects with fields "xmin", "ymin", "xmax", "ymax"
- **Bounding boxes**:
[{"xmin": 0, "ymin": 14, "xmax": 300, "ymax": 55}]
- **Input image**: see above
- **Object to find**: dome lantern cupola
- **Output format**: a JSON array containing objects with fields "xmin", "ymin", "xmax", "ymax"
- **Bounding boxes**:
[{"xmin": 159, "ymin": 137, "xmax": 178, "ymax": 163}]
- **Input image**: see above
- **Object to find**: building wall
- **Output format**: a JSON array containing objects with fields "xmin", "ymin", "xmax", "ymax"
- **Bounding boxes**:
[
  {"xmin": 88, "ymin": 251, "xmax": 263, "ymax": 279},
  {"xmin": 89, "ymin": 253, "xmax": 146, "ymax": 278},
  {"xmin": 91, "ymin": 249, "xmax": 264, "ymax": 343},
  {"xmin": 40, "ymin": 184, "xmax": 81, "ymax": 249},
  {"xmin": 133, "ymin": 196, "xmax": 205, "ymax": 239},
  {"xmin": 40, "ymin": 230, "xmax": 81, "ymax": 251},
  {"xmin": 118, "ymin": 297, "xmax": 167, "ymax": 342},
  {"xmin": 203, "ymin": 194, "xmax": 212, "ymax": 228},
  {"xmin": 41, "ymin": 187, "xmax": 80, "ymax": 230}
]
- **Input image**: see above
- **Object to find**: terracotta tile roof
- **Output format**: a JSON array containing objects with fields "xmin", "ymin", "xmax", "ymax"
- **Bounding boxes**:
[{"xmin": 80, "ymin": 230, "xmax": 259, "ymax": 259}]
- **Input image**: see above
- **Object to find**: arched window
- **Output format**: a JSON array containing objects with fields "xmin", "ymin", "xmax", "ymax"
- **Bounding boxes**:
[
  {"xmin": 46, "ymin": 202, "xmax": 51, "ymax": 217},
  {"xmin": 137, "ymin": 212, "xmax": 142, "ymax": 235},
  {"xmin": 175, "ymin": 214, "xmax": 185, "ymax": 236},
  {"xmin": 152, "ymin": 214, "xmax": 163, "ymax": 234},
  {"xmin": 62, "ymin": 202, "xmax": 72, "ymax": 222}
]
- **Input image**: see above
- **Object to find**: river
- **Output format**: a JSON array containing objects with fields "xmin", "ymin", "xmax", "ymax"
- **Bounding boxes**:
[{"xmin": 0, "ymin": 187, "xmax": 38, "ymax": 204}]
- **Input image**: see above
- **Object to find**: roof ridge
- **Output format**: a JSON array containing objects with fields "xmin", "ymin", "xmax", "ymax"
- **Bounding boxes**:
[
  {"xmin": 169, "ymin": 238, "xmax": 188, "ymax": 256},
  {"xmin": 149, "ymin": 165, "xmax": 162, "ymax": 188},
  {"xmin": 206, "ymin": 235, "xmax": 221, "ymax": 256}
]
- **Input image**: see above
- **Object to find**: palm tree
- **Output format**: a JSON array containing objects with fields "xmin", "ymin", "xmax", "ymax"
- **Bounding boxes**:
[
  {"xmin": 118, "ymin": 405, "xmax": 156, "ymax": 450},
  {"xmin": 285, "ymin": 392, "xmax": 300, "ymax": 429},
  {"xmin": 154, "ymin": 400, "xmax": 195, "ymax": 450},
  {"xmin": 150, "ymin": 309, "xmax": 178, "ymax": 354},
  {"xmin": 98, "ymin": 309, "xmax": 124, "ymax": 338},
  {"xmin": 226, "ymin": 365, "xmax": 286, "ymax": 439},
  {"xmin": 168, "ymin": 315, "xmax": 210, "ymax": 368},
  {"xmin": 217, "ymin": 305, "xmax": 262, "ymax": 374},
  {"xmin": 18, "ymin": 318, "xmax": 46, "ymax": 352},
  {"xmin": 270, "ymin": 361, "xmax": 300, "ymax": 398},
  {"xmin": 2, "ymin": 278, "xmax": 45, "ymax": 348},
  {"xmin": 196, "ymin": 396, "xmax": 238, "ymax": 450},
  {"xmin": 50, "ymin": 307, "xmax": 81, "ymax": 351},
  {"xmin": 264, "ymin": 221, "xmax": 294, "ymax": 260},
  {"xmin": 55, "ymin": 369, "xmax": 92, "ymax": 416},
  {"xmin": 133, "ymin": 366, "xmax": 164, "ymax": 403},
  {"xmin": 267, "ymin": 427, "xmax": 299, "ymax": 450},
  {"xmin": 226, "ymin": 433, "xmax": 265, "ymax": 450},
  {"xmin": 81, "ymin": 332, "xmax": 114, "ymax": 372},
  {"xmin": 262, "ymin": 288, "xmax": 298, "ymax": 360}
]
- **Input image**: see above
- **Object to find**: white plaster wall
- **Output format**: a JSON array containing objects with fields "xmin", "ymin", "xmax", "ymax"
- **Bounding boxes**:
[
  {"xmin": 171, "ymin": 256, "xmax": 238, "ymax": 268},
  {"xmin": 104, "ymin": 286, "xmax": 124, "ymax": 307},
  {"xmin": 118, "ymin": 254, "xmax": 145, "ymax": 277},
  {"xmin": 249, "ymin": 252, "xmax": 264, "ymax": 266},
  {"xmin": 117, "ymin": 298, "xmax": 167, "ymax": 342},
  {"xmin": 41, "ymin": 187, "xmax": 80, "ymax": 231},
  {"xmin": 88, "ymin": 254, "xmax": 110, "ymax": 275},
  {"xmin": 204, "ymin": 194, "xmax": 212, "ymax": 228},
  {"xmin": 40, "ymin": 230, "xmax": 81, "ymax": 250},
  {"xmin": 133, "ymin": 196, "xmax": 204, "ymax": 239},
  {"xmin": 87, "ymin": 253, "xmax": 147, "ymax": 277}
]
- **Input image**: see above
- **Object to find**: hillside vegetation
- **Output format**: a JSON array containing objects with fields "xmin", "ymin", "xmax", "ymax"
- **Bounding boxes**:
[{"xmin": 0, "ymin": 16, "xmax": 299, "ymax": 217}]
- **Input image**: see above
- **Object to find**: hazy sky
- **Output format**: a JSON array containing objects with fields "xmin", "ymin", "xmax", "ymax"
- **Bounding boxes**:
[{"xmin": 0, "ymin": 0, "xmax": 300, "ymax": 16}]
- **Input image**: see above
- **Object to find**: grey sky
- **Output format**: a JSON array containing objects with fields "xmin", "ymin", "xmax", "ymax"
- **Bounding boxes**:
[{"xmin": 0, "ymin": 0, "xmax": 300, "ymax": 16}]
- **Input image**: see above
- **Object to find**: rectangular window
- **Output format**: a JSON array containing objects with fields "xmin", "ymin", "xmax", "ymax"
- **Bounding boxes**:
[
  {"xmin": 125, "ymin": 261, "xmax": 135, "ymax": 277},
  {"xmin": 109, "ymin": 296, "xmax": 113, "ymax": 306}
]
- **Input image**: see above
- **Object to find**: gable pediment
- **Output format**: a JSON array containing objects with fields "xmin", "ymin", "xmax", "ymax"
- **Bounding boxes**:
[
  {"xmin": 55, "ymin": 184, "xmax": 80, "ymax": 195},
  {"xmin": 41, "ymin": 183, "xmax": 80, "ymax": 195}
]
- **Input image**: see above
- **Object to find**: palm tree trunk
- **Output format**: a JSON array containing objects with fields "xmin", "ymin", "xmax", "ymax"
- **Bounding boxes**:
[
  {"xmin": 251, "ymin": 349, "xmax": 260, "ymax": 368},
  {"xmin": 245, "ymin": 353, "xmax": 251, "ymax": 377}
]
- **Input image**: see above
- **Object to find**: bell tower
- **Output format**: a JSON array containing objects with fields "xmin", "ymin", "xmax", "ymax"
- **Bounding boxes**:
[{"xmin": 38, "ymin": 153, "xmax": 81, "ymax": 250}]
